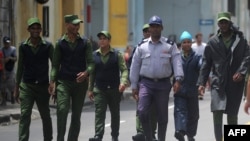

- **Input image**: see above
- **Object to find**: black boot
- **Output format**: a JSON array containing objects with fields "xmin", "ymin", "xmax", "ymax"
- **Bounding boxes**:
[
  {"xmin": 112, "ymin": 136, "xmax": 118, "ymax": 141},
  {"xmin": 0, "ymin": 92, "xmax": 6, "ymax": 106},
  {"xmin": 89, "ymin": 135, "xmax": 102, "ymax": 141},
  {"xmin": 152, "ymin": 134, "xmax": 158, "ymax": 141},
  {"xmin": 174, "ymin": 131, "xmax": 185, "ymax": 141},
  {"xmin": 132, "ymin": 133, "xmax": 145, "ymax": 141},
  {"xmin": 187, "ymin": 136, "xmax": 195, "ymax": 141},
  {"xmin": 11, "ymin": 94, "xmax": 15, "ymax": 104}
]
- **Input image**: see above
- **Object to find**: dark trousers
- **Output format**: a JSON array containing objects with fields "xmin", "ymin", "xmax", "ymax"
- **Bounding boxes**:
[
  {"xmin": 93, "ymin": 88, "xmax": 121, "ymax": 138},
  {"xmin": 19, "ymin": 82, "xmax": 53, "ymax": 141},
  {"xmin": 174, "ymin": 95, "xmax": 199, "ymax": 137},
  {"xmin": 135, "ymin": 101, "xmax": 157, "ymax": 136},
  {"xmin": 56, "ymin": 80, "xmax": 88, "ymax": 141},
  {"xmin": 213, "ymin": 111, "xmax": 238, "ymax": 141},
  {"xmin": 138, "ymin": 78, "xmax": 172, "ymax": 141}
]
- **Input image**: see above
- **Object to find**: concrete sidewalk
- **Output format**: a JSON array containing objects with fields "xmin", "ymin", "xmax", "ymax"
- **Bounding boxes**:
[{"xmin": 0, "ymin": 88, "xmax": 133, "ymax": 126}]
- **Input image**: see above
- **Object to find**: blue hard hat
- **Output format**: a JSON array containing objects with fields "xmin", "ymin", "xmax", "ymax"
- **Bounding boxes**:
[{"xmin": 149, "ymin": 15, "xmax": 162, "ymax": 25}]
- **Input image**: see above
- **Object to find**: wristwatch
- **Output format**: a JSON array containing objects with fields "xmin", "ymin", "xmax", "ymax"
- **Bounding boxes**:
[{"xmin": 175, "ymin": 77, "xmax": 183, "ymax": 83}]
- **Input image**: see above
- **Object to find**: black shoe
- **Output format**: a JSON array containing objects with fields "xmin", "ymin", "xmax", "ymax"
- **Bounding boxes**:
[
  {"xmin": 152, "ymin": 134, "xmax": 156, "ymax": 139},
  {"xmin": 0, "ymin": 99, "xmax": 6, "ymax": 106},
  {"xmin": 175, "ymin": 131, "xmax": 185, "ymax": 141},
  {"xmin": 112, "ymin": 136, "xmax": 118, "ymax": 141},
  {"xmin": 89, "ymin": 135, "xmax": 102, "ymax": 141},
  {"xmin": 132, "ymin": 133, "xmax": 145, "ymax": 141},
  {"xmin": 198, "ymin": 95, "xmax": 203, "ymax": 100},
  {"xmin": 188, "ymin": 137, "xmax": 195, "ymax": 141},
  {"xmin": 11, "ymin": 95, "xmax": 15, "ymax": 104}
]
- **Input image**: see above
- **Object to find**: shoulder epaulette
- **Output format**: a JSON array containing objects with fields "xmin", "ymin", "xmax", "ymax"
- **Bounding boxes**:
[
  {"xmin": 138, "ymin": 38, "xmax": 149, "ymax": 46},
  {"xmin": 166, "ymin": 39, "xmax": 174, "ymax": 45}
]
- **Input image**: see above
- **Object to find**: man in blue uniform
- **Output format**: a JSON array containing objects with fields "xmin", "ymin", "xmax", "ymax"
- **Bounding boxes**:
[{"xmin": 130, "ymin": 15, "xmax": 184, "ymax": 141}]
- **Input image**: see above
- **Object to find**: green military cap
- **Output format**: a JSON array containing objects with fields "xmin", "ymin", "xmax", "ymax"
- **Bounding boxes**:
[
  {"xmin": 97, "ymin": 31, "xmax": 111, "ymax": 40},
  {"xmin": 64, "ymin": 15, "xmax": 83, "ymax": 24},
  {"xmin": 27, "ymin": 17, "xmax": 41, "ymax": 27},
  {"xmin": 217, "ymin": 12, "xmax": 231, "ymax": 22},
  {"xmin": 142, "ymin": 24, "xmax": 149, "ymax": 31}
]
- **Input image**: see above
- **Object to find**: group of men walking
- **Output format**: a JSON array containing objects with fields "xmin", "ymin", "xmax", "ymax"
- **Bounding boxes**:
[
  {"xmin": 129, "ymin": 11, "xmax": 250, "ymax": 141},
  {"xmin": 9, "ymin": 10, "xmax": 250, "ymax": 141},
  {"xmin": 14, "ymin": 14, "xmax": 128, "ymax": 141}
]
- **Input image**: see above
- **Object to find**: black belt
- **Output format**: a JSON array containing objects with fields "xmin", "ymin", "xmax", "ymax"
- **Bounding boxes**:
[
  {"xmin": 23, "ymin": 80, "xmax": 47, "ymax": 85},
  {"xmin": 141, "ymin": 76, "xmax": 169, "ymax": 82}
]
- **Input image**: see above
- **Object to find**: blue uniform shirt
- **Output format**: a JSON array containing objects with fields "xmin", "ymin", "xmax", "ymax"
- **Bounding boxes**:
[{"xmin": 129, "ymin": 36, "xmax": 184, "ymax": 89}]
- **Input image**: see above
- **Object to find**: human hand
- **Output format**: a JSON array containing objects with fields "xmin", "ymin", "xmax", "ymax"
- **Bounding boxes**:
[
  {"xmin": 14, "ymin": 84, "xmax": 20, "ymax": 104},
  {"xmin": 88, "ymin": 91, "xmax": 94, "ymax": 102},
  {"xmin": 76, "ymin": 71, "xmax": 88, "ymax": 83},
  {"xmin": 244, "ymin": 101, "xmax": 250, "ymax": 115},
  {"xmin": 119, "ymin": 84, "xmax": 126, "ymax": 93},
  {"xmin": 233, "ymin": 73, "xmax": 243, "ymax": 82},
  {"xmin": 48, "ymin": 81, "xmax": 55, "ymax": 95},
  {"xmin": 132, "ymin": 89, "xmax": 139, "ymax": 101},
  {"xmin": 173, "ymin": 81, "xmax": 181, "ymax": 93},
  {"xmin": 198, "ymin": 85, "xmax": 205, "ymax": 96}
]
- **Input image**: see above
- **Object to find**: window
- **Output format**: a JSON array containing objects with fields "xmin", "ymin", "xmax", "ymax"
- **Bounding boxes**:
[
  {"xmin": 248, "ymin": 0, "xmax": 250, "ymax": 10},
  {"xmin": 43, "ymin": 6, "xmax": 49, "ymax": 37},
  {"xmin": 228, "ymin": 0, "xmax": 235, "ymax": 16}
]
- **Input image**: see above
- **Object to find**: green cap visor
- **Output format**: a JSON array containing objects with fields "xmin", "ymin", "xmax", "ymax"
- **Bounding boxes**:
[
  {"xmin": 97, "ymin": 31, "xmax": 111, "ymax": 39},
  {"xmin": 217, "ymin": 12, "xmax": 231, "ymax": 22},
  {"xmin": 142, "ymin": 24, "xmax": 150, "ymax": 30},
  {"xmin": 27, "ymin": 17, "xmax": 41, "ymax": 26},
  {"xmin": 64, "ymin": 15, "xmax": 83, "ymax": 24}
]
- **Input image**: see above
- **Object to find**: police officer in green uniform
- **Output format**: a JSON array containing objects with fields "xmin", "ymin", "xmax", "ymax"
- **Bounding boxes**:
[
  {"xmin": 15, "ymin": 17, "xmax": 54, "ymax": 141},
  {"xmin": 48, "ymin": 15, "xmax": 94, "ymax": 141},
  {"xmin": 88, "ymin": 31, "xmax": 128, "ymax": 141}
]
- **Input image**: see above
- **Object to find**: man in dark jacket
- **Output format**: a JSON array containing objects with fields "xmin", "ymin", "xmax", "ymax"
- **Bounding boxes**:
[{"xmin": 198, "ymin": 12, "xmax": 250, "ymax": 141}]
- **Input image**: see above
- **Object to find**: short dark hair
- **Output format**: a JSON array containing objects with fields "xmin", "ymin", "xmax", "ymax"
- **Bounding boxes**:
[
  {"xmin": 195, "ymin": 32, "xmax": 203, "ymax": 39},
  {"xmin": 143, "ymin": 28, "xmax": 149, "ymax": 33}
]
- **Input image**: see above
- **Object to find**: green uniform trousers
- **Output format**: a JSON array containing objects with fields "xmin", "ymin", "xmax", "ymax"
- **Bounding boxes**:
[
  {"xmin": 19, "ymin": 82, "xmax": 53, "ymax": 141},
  {"xmin": 56, "ymin": 80, "xmax": 88, "ymax": 141},
  {"xmin": 93, "ymin": 88, "xmax": 121, "ymax": 138},
  {"xmin": 213, "ymin": 110, "xmax": 237, "ymax": 141}
]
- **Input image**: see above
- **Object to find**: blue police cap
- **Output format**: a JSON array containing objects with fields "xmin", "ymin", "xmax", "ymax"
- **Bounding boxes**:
[{"xmin": 149, "ymin": 15, "xmax": 162, "ymax": 25}]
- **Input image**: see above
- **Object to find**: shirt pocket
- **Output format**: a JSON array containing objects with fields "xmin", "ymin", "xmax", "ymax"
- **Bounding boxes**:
[
  {"xmin": 160, "ymin": 53, "xmax": 171, "ymax": 66},
  {"xmin": 141, "ymin": 53, "xmax": 151, "ymax": 69}
]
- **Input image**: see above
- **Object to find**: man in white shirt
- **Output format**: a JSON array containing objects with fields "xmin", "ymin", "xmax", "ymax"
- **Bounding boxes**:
[
  {"xmin": 191, "ymin": 33, "xmax": 206, "ymax": 56},
  {"xmin": 191, "ymin": 33, "xmax": 207, "ymax": 100}
]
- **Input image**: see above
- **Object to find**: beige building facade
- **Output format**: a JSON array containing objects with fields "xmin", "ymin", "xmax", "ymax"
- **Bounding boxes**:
[{"xmin": 14, "ymin": 0, "xmax": 84, "ymax": 47}]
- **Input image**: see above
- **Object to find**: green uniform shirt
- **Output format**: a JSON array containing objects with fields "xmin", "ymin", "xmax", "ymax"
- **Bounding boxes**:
[
  {"xmin": 16, "ymin": 37, "xmax": 54, "ymax": 85},
  {"xmin": 218, "ymin": 31, "xmax": 233, "ymax": 48},
  {"xmin": 50, "ymin": 34, "xmax": 94, "ymax": 82},
  {"xmin": 88, "ymin": 47, "xmax": 128, "ymax": 92}
]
